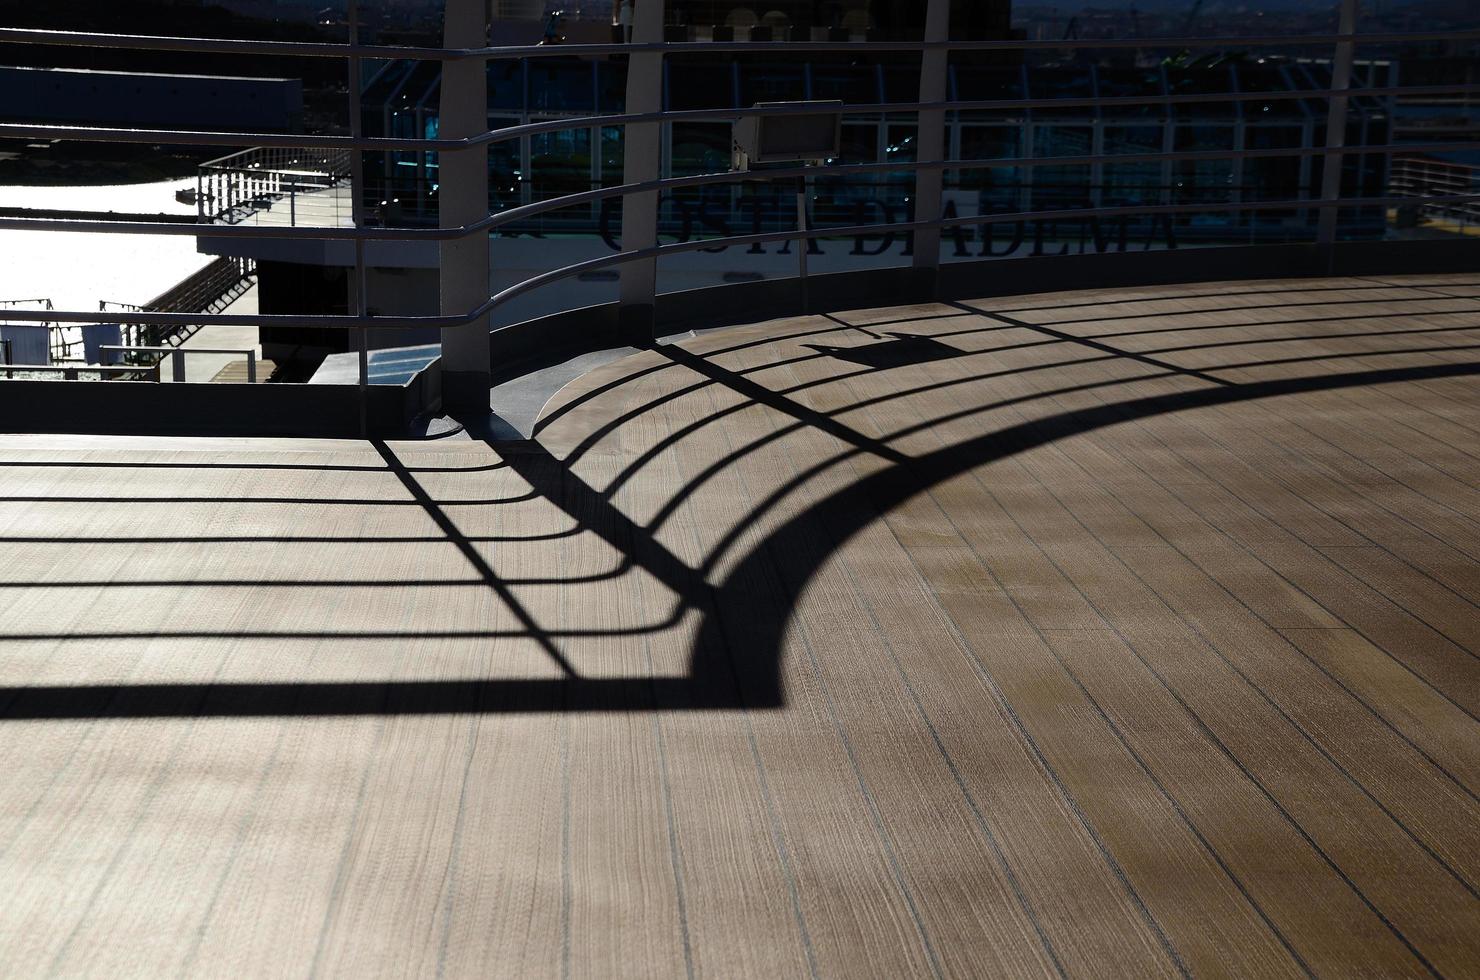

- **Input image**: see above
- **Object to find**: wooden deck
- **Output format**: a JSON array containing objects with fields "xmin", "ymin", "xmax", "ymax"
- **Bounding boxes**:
[{"xmin": 2, "ymin": 273, "xmax": 1478, "ymax": 977}]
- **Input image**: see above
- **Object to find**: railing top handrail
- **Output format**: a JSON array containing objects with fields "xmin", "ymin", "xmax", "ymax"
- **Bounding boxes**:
[
  {"xmin": 0, "ymin": 298, "xmax": 54, "ymax": 308},
  {"xmin": 0, "ymin": 363, "xmax": 146, "ymax": 372},
  {"xmin": 1392, "ymin": 155, "xmax": 1480, "ymax": 171},
  {"xmin": 198, "ymin": 146, "xmax": 263, "ymax": 170},
  {"xmin": 2, "ymin": 26, "xmax": 1478, "ymax": 62},
  {"xmin": 6, "ymin": 81, "xmax": 1472, "ymax": 156},
  {"xmin": 199, "ymin": 146, "xmax": 350, "ymax": 172}
]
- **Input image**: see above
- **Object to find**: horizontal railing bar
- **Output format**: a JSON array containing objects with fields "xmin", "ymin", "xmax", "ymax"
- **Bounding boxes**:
[
  {"xmin": 198, "ymin": 147, "xmax": 263, "ymax": 169},
  {"xmin": 4, "ymin": 140, "xmax": 1473, "ymax": 243},
  {"xmin": 3, "ymin": 84, "xmax": 1469, "ymax": 154},
  {"xmin": 474, "ymin": 193, "xmax": 1480, "ymax": 313},
  {"xmin": 5, "ymin": 193, "xmax": 1473, "ymax": 332},
  {"xmin": 5, "ymin": 85, "xmax": 1470, "ymax": 154},
  {"xmin": 0, "ymin": 364, "xmax": 147, "ymax": 374},
  {"xmin": 2, "ymin": 26, "xmax": 1477, "ymax": 61},
  {"xmin": 446, "ymin": 139, "xmax": 1480, "ymax": 231},
  {"xmin": 98, "ymin": 345, "xmax": 254, "ymax": 355}
]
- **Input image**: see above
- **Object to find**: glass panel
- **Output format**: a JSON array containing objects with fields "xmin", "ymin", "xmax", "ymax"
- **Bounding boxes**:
[
  {"xmin": 1035, "ymin": 124, "xmax": 1093, "ymax": 157},
  {"xmin": 529, "ymin": 127, "xmax": 592, "ymax": 207},
  {"xmin": 1101, "ymin": 124, "xmax": 1163, "ymax": 209},
  {"xmin": 1173, "ymin": 123, "xmax": 1236, "ymax": 207},
  {"xmin": 738, "ymin": 59, "xmax": 807, "ymax": 106},
  {"xmin": 951, "ymin": 65, "xmax": 1024, "ymax": 104},
  {"xmin": 814, "ymin": 122, "xmax": 883, "ymax": 228},
  {"xmin": 488, "ymin": 117, "xmax": 524, "ymax": 214},
  {"xmin": 1028, "ymin": 66, "xmax": 1095, "ymax": 120},
  {"xmin": 810, "ymin": 59, "xmax": 880, "ymax": 105},
  {"xmin": 1238, "ymin": 62, "xmax": 1311, "ymax": 120},
  {"xmin": 528, "ymin": 59, "xmax": 594, "ymax": 114},
  {"xmin": 488, "ymin": 60, "xmax": 524, "ymax": 112},
  {"xmin": 668, "ymin": 56, "xmax": 734, "ymax": 110},
  {"xmin": 1166, "ymin": 62, "xmax": 1237, "ymax": 120},
  {"xmin": 670, "ymin": 124, "xmax": 731, "ymax": 177},
  {"xmin": 956, "ymin": 125, "xmax": 1021, "ymax": 212},
  {"xmin": 1096, "ymin": 67, "xmax": 1165, "ymax": 122},
  {"xmin": 596, "ymin": 60, "xmax": 626, "ymax": 113}
]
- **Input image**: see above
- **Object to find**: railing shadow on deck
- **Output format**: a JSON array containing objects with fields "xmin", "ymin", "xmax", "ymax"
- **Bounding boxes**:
[{"xmin": 1, "ymin": 286, "xmax": 1478, "ymax": 720}]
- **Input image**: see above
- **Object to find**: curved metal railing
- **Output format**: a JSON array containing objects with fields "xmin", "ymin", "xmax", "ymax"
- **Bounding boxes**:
[{"xmin": 0, "ymin": 12, "xmax": 1476, "ymax": 341}]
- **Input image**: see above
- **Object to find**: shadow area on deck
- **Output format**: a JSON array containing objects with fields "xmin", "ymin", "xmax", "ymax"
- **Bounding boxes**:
[{"xmin": 3, "ymin": 287, "xmax": 1479, "ymax": 720}]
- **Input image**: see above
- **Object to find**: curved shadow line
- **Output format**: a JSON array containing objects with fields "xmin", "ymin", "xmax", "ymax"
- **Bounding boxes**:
[
  {"xmin": 689, "ymin": 359, "xmax": 1480, "ymax": 706},
  {"xmin": 982, "ymin": 285, "xmax": 1468, "ymax": 316},
  {"xmin": 0, "ymin": 460, "xmax": 513, "ymax": 474},
  {"xmin": 1092, "ymin": 307, "xmax": 1480, "ymax": 343},
  {"xmin": 532, "ymin": 319, "xmax": 864, "ymax": 437},
  {"xmin": 974, "ymin": 292, "xmax": 1480, "ymax": 328},
  {"xmin": 0, "ymin": 530, "xmax": 588, "ymax": 546},
  {"xmin": 0, "ymin": 492, "xmax": 545, "ymax": 507},
  {"xmin": 0, "ymin": 569, "xmax": 636, "ymax": 589},
  {"xmin": 5, "ymin": 360, "xmax": 1477, "ymax": 719},
  {"xmin": 694, "ymin": 369, "xmax": 1181, "ymax": 575},
  {"xmin": 988, "ymin": 281, "xmax": 1477, "ymax": 315},
  {"xmin": 1144, "ymin": 321, "xmax": 1480, "ymax": 356},
  {"xmin": 601, "ymin": 337, "xmax": 1071, "ymax": 503},
  {"xmin": 546, "ymin": 346, "xmax": 862, "ymax": 468}
]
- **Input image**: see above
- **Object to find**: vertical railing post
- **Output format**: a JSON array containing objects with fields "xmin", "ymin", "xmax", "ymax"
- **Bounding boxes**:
[
  {"xmin": 590, "ymin": 123, "xmax": 602, "ymax": 220},
  {"xmin": 1317, "ymin": 0, "xmax": 1359, "ymax": 266},
  {"xmin": 1090, "ymin": 114, "xmax": 1105, "ymax": 209},
  {"xmin": 1232, "ymin": 111, "xmax": 1247, "ymax": 237},
  {"xmin": 794, "ymin": 175, "xmax": 811, "ymax": 313},
  {"xmin": 348, "ymin": 0, "xmax": 371, "ymax": 435},
  {"xmin": 911, "ymin": 0, "xmax": 951, "ymax": 301},
  {"xmin": 617, "ymin": 0, "xmax": 665, "ymax": 344},
  {"xmin": 439, "ymin": 0, "xmax": 492, "ymax": 413},
  {"xmin": 172, "ymin": 349, "xmax": 186, "ymax": 383},
  {"xmin": 247, "ymin": 350, "xmax": 257, "ymax": 384}
]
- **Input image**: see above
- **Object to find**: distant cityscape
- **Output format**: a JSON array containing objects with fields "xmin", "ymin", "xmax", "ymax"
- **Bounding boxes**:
[{"xmin": 6, "ymin": 0, "xmax": 1479, "ymax": 37}]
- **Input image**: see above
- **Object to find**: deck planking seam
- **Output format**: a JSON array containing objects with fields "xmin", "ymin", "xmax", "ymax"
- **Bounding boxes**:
[
  {"xmin": 775, "ymin": 337, "xmax": 1213, "ymax": 977},
  {"xmin": 1026, "ymin": 372, "xmax": 1480, "ymax": 886},
  {"xmin": 1141, "ymin": 387, "xmax": 1480, "ymax": 641},
  {"xmin": 687, "ymin": 467, "xmax": 951, "ymax": 974},
  {"xmin": 825, "ymin": 336, "xmax": 1441, "ymax": 973},
  {"xmin": 698, "ymin": 356, "xmax": 1089, "ymax": 975},
  {"xmin": 1038, "ymin": 352, "xmax": 1480, "ymax": 766},
  {"xmin": 822, "ymin": 375, "xmax": 1287, "ymax": 977},
  {"xmin": 2, "ymin": 494, "xmax": 267, "ymax": 967},
  {"xmin": 700, "ymin": 380, "xmax": 951, "ymax": 980},
  {"xmin": 970, "ymin": 417, "xmax": 1462, "ymax": 975},
  {"xmin": 1111, "ymin": 387, "xmax": 1480, "ymax": 694},
  {"xmin": 1025, "ymin": 331, "xmax": 1480, "ymax": 676},
  {"xmin": 882, "ymin": 324, "xmax": 1480, "ymax": 947}
]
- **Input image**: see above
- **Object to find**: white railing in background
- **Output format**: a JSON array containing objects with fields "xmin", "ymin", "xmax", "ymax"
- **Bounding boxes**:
[
  {"xmin": 99, "ymin": 345, "xmax": 258, "ymax": 384},
  {"xmin": 197, "ymin": 146, "xmax": 354, "ymax": 227},
  {"xmin": 1391, "ymin": 156, "xmax": 1480, "ymax": 230}
]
